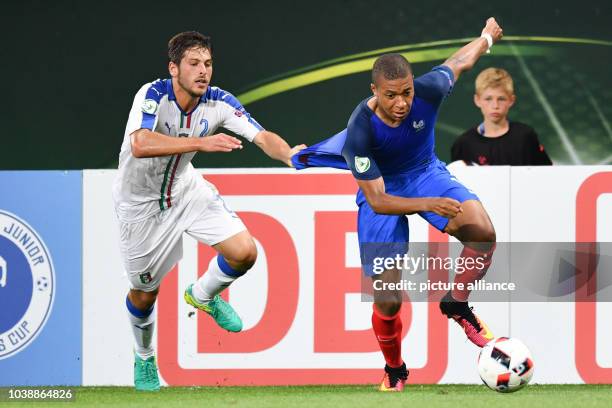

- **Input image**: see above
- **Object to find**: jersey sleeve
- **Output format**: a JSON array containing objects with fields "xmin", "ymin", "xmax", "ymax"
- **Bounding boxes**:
[
  {"xmin": 413, "ymin": 65, "xmax": 455, "ymax": 107},
  {"xmin": 341, "ymin": 102, "xmax": 382, "ymax": 180},
  {"xmin": 125, "ymin": 81, "xmax": 164, "ymax": 135},
  {"xmin": 218, "ymin": 92, "xmax": 264, "ymax": 142}
]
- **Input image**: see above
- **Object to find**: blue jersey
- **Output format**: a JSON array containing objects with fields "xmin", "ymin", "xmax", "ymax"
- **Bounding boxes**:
[
  {"xmin": 292, "ymin": 66, "xmax": 478, "ymax": 275},
  {"xmin": 342, "ymin": 65, "xmax": 454, "ymax": 179},
  {"xmin": 292, "ymin": 65, "xmax": 454, "ymax": 177}
]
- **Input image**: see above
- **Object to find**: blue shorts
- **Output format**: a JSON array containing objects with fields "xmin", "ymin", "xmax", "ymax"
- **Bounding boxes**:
[{"xmin": 358, "ymin": 159, "xmax": 479, "ymax": 276}]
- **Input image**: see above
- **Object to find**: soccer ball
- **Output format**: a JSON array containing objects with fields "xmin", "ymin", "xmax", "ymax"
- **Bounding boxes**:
[
  {"xmin": 36, "ymin": 276, "xmax": 49, "ymax": 291},
  {"xmin": 478, "ymin": 337, "xmax": 534, "ymax": 393}
]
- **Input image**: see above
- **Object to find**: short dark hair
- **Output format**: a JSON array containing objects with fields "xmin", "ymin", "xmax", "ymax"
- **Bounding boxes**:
[
  {"xmin": 168, "ymin": 31, "xmax": 212, "ymax": 65},
  {"xmin": 372, "ymin": 53, "xmax": 412, "ymax": 84}
]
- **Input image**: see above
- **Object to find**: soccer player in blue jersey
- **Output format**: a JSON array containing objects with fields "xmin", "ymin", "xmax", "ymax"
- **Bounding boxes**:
[{"xmin": 293, "ymin": 18, "xmax": 503, "ymax": 391}]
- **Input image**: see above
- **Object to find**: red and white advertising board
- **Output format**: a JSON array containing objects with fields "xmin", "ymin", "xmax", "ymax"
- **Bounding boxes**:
[{"xmin": 82, "ymin": 167, "xmax": 612, "ymax": 385}]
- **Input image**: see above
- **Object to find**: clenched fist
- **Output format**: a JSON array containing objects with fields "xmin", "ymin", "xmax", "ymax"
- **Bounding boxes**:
[{"xmin": 482, "ymin": 17, "xmax": 503, "ymax": 44}]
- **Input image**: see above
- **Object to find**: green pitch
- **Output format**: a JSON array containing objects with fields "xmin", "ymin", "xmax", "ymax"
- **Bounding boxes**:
[{"xmin": 12, "ymin": 385, "xmax": 612, "ymax": 408}]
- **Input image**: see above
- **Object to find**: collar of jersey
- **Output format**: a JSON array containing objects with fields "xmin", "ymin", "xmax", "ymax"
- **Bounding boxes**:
[
  {"xmin": 165, "ymin": 78, "xmax": 207, "ymax": 116},
  {"xmin": 477, "ymin": 120, "xmax": 512, "ymax": 140}
]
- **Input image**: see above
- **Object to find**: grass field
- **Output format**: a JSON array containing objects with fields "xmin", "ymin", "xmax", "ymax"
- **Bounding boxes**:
[{"xmin": 5, "ymin": 385, "xmax": 611, "ymax": 408}]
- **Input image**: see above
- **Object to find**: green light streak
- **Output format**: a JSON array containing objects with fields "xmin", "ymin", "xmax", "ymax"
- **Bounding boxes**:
[
  {"xmin": 239, "ymin": 45, "xmax": 541, "ymax": 104},
  {"xmin": 237, "ymin": 37, "xmax": 611, "ymax": 105}
]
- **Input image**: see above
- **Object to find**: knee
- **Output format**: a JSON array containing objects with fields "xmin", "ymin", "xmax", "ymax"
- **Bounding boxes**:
[
  {"xmin": 478, "ymin": 224, "xmax": 496, "ymax": 247},
  {"xmin": 227, "ymin": 241, "xmax": 258, "ymax": 270},
  {"xmin": 467, "ymin": 227, "xmax": 496, "ymax": 254},
  {"xmin": 129, "ymin": 288, "xmax": 158, "ymax": 310},
  {"xmin": 375, "ymin": 300, "xmax": 402, "ymax": 317},
  {"xmin": 466, "ymin": 222, "xmax": 496, "ymax": 249}
]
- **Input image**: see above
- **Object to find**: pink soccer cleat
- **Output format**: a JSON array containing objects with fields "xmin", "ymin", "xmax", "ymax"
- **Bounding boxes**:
[
  {"xmin": 378, "ymin": 363, "xmax": 409, "ymax": 392},
  {"xmin": 439, "ymin": 291, "xmax": 494, "ymax": 348}
]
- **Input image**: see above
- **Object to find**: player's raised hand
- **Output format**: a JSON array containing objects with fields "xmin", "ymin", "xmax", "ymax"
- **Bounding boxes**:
[
  {"xmin": 286, "ymin": 144, "xmax": 308, "ymax": 167},
  {"xmin": 481, "ymin": 17, "xmax": 503, "ymax": 44},
  {"xmin": 425, "ymin": 197, "xmax": 463, "ymax": 218},
  {"xmin": 199, "ymin": 133, "xmax": 243, "ymax": 152}
]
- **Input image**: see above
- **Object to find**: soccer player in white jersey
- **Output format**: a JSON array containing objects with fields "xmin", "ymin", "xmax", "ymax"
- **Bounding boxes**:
[{"xmin": 112, "ymin": 31, "xmax": 305, "ymax": 391}]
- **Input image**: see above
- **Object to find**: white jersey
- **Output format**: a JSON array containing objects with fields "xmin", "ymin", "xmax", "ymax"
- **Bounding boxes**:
[{"xmin": 112, "ymin": 79, "xmax": 263, "ymax": 222}]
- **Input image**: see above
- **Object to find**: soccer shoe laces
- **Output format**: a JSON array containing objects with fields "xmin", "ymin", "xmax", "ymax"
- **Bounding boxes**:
[
  {"xmin": 144, "ymin": 359, "xmax": 158, "ymax": 382},
  {"xmin": 439, "ymin": 292, "xmax": 483, "ymax": 332},
  {"xmin": 455, "ymin": 304, "xmax": 483, "ymax": 332},
  {"xmin": 208, "ymin": 295, "xmax": 227, "ymax": 319},
  {"xmin": 206, "ymin": 295, "xmax": 243, "ymax": 332},
  {"xmin": 134, "ymin": 356, "xmax": 160, "ymax": 391}
]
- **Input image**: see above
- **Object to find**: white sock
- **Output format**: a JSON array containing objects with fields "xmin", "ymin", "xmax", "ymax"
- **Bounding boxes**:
[
  {"xmin": 192, "ymin": 256, "xmax": 241, "ymax": 304},
  {"xmin": 126, "ymin": 297, "xmax": 155, "ymax": 359}
]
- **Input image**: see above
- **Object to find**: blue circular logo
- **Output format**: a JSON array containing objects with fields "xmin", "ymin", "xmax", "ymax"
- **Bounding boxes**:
[{"xmin": 0, "ymin": 211, "xmax": 54, "ymax": 359}]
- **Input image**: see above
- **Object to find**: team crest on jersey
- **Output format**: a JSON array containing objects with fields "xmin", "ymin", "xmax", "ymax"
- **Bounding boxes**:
[
  {"xmin": 355, "ymin": 156, "xmax": 371, "ymax": 173},
  {"xmin": 141, "ymin": 99, "xmax": 158, "ymax": 115},
  {"xmin": 0, "ymin": 211, "xmax": 54, "ymax": 360},
  {"xmin": 139, "ymin": 272, "xmax": 153, "ymax": 284},
  {"xmin": 412, "ymin": 119, "xmax": 425, "ymax": 131}
]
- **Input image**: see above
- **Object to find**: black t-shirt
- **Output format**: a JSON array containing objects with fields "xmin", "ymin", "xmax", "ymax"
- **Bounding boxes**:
[{"xmin": 451, "ymin": 122, "xmax": 552, "ymax": 165}]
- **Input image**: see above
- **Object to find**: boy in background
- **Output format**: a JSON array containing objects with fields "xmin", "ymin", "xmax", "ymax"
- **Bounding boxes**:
[{"xmin": 451, "ymin": 68, "xmax": 552, "ymax": 165}]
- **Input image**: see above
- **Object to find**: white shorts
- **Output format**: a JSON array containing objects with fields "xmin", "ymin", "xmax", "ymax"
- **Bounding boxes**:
[{"xmin": 118, "ymin": 180, "xmax": 246, "ymax": 291}]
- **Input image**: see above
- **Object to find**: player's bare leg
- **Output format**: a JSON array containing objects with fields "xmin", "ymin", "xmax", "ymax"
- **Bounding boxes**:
[
  {"xmin": 372, "ymin": 268, "xmax": 408, "ymax": 391},
  {"xmin": 445, "ymin": 199, "xmax": 496, "ymax": 250},
  {"xmin": 184, "ymin": 230, "xmax": 257, "ymax": 332},
  {"xmin": 440, "ymin": 199, "xmax": 496, "ymax": 347}
]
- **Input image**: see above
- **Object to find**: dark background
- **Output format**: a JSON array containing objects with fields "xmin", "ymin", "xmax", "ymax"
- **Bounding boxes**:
[{"xmin": 2, "ymin": 0, "xmax": 611, "ymax": 169}]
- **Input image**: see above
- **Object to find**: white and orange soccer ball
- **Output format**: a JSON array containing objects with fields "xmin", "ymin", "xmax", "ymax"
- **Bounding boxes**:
[{"xmin": 478, "ymin": 337, "xmax": 534, "ymax": 393}]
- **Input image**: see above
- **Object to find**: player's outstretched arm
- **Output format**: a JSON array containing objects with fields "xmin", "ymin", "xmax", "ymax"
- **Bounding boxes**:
[
  {"xmin": 356, "ymin": 177, "xmax": 463, "ymax": 218},
  {"xmin": 253, "ymin": 130, "xmax": 307, "ymax": 167},
  {"xmin": 130, "ymin": 129, "xmax": 242, "ymax": 158},
  {"xmin": 442, "ymin": 17, "xmax": 503, "ymax": 82}
]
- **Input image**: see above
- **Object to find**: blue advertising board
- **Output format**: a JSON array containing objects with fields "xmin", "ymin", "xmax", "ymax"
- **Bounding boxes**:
[{"xmin": 0, "ymin": 171, "xmax": 82, "ymax": 385}]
